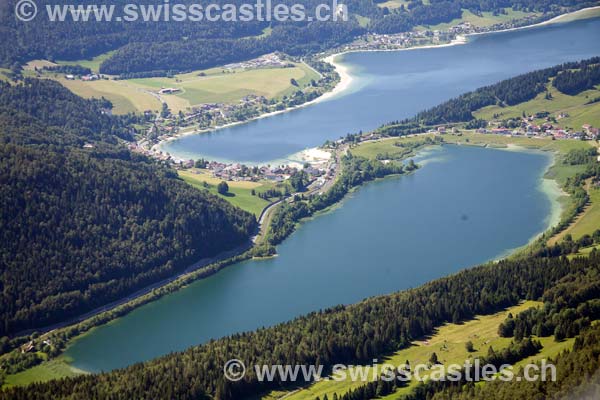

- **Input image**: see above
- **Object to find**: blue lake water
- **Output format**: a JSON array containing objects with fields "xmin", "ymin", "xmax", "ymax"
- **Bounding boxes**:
[
  {"xmin": 65, "ymin": 17, "xmax": 600, "ymax": 372},
  {"xmin": 161, "ymin": 17, "xmax": 600, "ymax": 164},
  {"xmin": 67, "ymin": 145, "xmax": 555, "ymax": 372}
]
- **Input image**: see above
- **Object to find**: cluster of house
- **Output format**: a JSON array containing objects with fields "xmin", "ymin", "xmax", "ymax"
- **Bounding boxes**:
[
  {"xmin": 20, "ymin": 339, "xmax": 52, "ymax": 354},
  {"xmin": 474, "ymin": 119, "xmax": 599, "ymax": 140},
  {"xmin": 185, "ymin": 94, "xmax": 269, "ymax": 120},
  {"xmin": 208, "ymin": 161, "xmax": 331, "ymax": 183},
  {"xmin": 223, "ymin": 53, "xmax": 291, "ymax": 70},
  {"xmin": 128, "ymin": 140, "xmax": 333, "ymax": 187},
  {"xmin": 205, "ymin": 162, "xmax": 308, "ymax": 183},
  {"xmin": 339, "ymin": 30, "xmax": 431, "ymax": 52},
  {"xmin": 339, "ymin": 13, "xmax": 548, "ymax": 54},
  {"xmin": 65, "ymin": 73, "xmax": 101, "ymax": 81}
]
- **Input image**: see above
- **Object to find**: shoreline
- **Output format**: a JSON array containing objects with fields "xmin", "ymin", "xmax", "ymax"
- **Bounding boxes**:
[
  {"xmin": 6, "ymin": 138, "xmax": 585, "ymax": 383},
  {"xmin": 7, "ymin": 8, "xmax": 599, "ymax": 382},
  {"xmin": 156, "ymin": 5, "xmax": 600, "ymax": 162},
  {"xmin": 465, "ymin": 5, "xmax": 600, "ymax": 38},
  {"xmin": 154, "ymin": 61, "xmax": 355, "ymax": 160}
]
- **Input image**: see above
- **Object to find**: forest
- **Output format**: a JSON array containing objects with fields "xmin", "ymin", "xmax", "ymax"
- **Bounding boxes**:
[
  {"xmin": 552, "ymin": 62, "xmax": 600, "ymax": 95},
  {"xmin": 3, "ymin": 245, "xmax": 599, "ymax": 399},
  {"xmin": 1, "ymin": 0, "xmax": 594, "ymax": 75},
  {"xmin": 0, "ymin": 79, "xmax": 257, "ymax": 337}
]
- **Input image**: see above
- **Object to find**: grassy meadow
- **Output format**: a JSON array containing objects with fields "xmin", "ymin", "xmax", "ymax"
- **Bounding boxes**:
[
  {"xmin": 178, "ymin": 169, "xmax": 287, "ymax": 217},
  {"xmin": 474, "ymin": 83, "xmax": 600, "ymax": 130},
  {"xmin": 416, "ymin": 8, "xmax": 538, "ymax": 31},
  {"xmin": 40, "ymin": 61, "xmax": 320, "ymax": 114},
  {"xmin": 262, "ymin": 301, "xmax": 576, "ymax": 400},
  {"xmin": 551, "ymin": 184, "xmax": 600, "ymax": 243},
  {"xmin": 351, "ymin": 136, "xmax": 434, "ymax": 160},
  {"xmin": 3, "ymin": 357, "xmax": 84, "ymax": 388},
  {"xmin": 56, "ymin": 51, "xmax": 117, "ymax": 73},
  {"xmin": 376, "ymin": 0, "xmax": 410, "ymax": 10}
]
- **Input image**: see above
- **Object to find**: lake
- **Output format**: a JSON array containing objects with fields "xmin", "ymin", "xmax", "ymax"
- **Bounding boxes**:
[
  {"xmin": 160, "ymin": 17, "xmax": 600, "ymax": 164},
  {"xmin": 66, "ymin": 144, "xmax": 557, "ymax": 372},
  {"xmin": 66, "ymin": 17, "xmax": 599, "ymax": 372}
]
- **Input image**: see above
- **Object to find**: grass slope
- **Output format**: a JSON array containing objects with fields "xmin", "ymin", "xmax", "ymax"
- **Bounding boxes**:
[
  {"xmin": 474, "ymin": 83, "xmax": 600, "ymax": 130},
  {"xmin": 263, "ymin": 301, "xmax": 576, "ymax": 400},
  {"xmin": 3, "ymin": 357, "xmax": 84, "ymax": 388},
  {"xmin": 56, "ymin": 51, "xmax": 117, "ymax": 73},
  {"xmin": 554, "ymin": 185, "xmax": 600, "ymax": 242},
  {"xmin": 416, "ymin": 8, "xmax": 538, "ymax": 31},
  {"xmin": 178, "ymin": 169, "xmax": 284, "ymax": 217},
  {"xmin": 45, "ymin": 62, "xmax": 319, "ymax": 114}
]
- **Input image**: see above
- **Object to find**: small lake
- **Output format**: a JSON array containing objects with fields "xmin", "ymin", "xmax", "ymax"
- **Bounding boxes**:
[
  {"xmin": 66, "ymin": 144, "xmax": 557, "ymax": 372},
  {"xmin": 161, "ymin": 17, "xmax": 600, "ymax": 164}
]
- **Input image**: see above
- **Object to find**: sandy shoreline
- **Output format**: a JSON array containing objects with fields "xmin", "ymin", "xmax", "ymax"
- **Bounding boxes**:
[{"xmin": 156, "ymin": 5, "xmax": 599, "ymax": 161}]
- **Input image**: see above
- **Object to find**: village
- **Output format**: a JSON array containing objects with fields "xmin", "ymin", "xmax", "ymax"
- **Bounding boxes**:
[
  {"xmin": 334, "ymin": 13, "xmax": 549, "ymax": 53},
  {"xmin": 471, "ymin": 114, "xmax": 600, "ymax": 140}
]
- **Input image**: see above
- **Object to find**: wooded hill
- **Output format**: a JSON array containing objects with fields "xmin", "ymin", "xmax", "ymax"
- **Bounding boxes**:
[
  {"xmin": 2, "ymin": 0, "xmax": 594, "ymax": 75},
  {"xmin": 0, "ymin": 79, "xmax": 257, "ymax": 337}
]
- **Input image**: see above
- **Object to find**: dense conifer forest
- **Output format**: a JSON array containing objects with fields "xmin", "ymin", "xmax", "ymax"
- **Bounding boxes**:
[
  {"xmin": 1, "ymin": 0, "xmax": 593, "ymax": 75},
  {"xmin": 0, "ymin": 79, "xmax": 257, "ymax": 336}
]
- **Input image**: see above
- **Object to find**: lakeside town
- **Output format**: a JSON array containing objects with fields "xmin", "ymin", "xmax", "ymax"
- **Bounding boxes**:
[
  {"xmin": 332, "ymin": 12, "xmax": 559, "ymax": 53},
  {"xmin": 126, "ymin": 113, "xmax": 599, "ymax": 191}
]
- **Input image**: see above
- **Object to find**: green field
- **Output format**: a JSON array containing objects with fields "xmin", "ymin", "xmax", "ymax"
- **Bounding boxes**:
[
  {"xmin": 474, "ymin": 83, "xmax": 600, "ymax": 130},
  {"xmin": 555, "ymin": 185, "xmax": 600, "ymax": 241},
  {"xmin": 376, "ymin": 0, "xmax": 410, "ymax": 10},
  {"xmin": 179, "ymin": 169, "xmax": 286, "ymax": 217},
  {"xmin": 351, "ymin": 136, "xmax": 433, "ymax": 160},
  {"xmin": 263, "ymin": 301, "xmax": 575, "ymax": 400},
  {"xmin": 355, "ymin": 15, "xmax": 372, "ymax": 27},
  {"xmin": 0, "ymin": 68, "xmax": 11, "ymax": 82},
  {"xmin": 569, "ymin": 243, "xmax": 600, "ymax": 258},
  {"xmin": 416, "ymin": 8, "xmax": 538, "ymax": 31},
  {"xmin": 56, "ymin": 51, "xmax": 117, "ymax": 73},
  {"xmin": 3, "ymin": 357, "xmax": 84, "ymax": 388},
  {"xmin": 43, "ymin": 61, "xmax": 320, "ymax": 114},
  {"xmin": 56, "ymin": 77, "xmax": 158, "ymax": 114},
  {"xmin": 547, "ymin": 6, "xmax": 600, "ymax": 24}
]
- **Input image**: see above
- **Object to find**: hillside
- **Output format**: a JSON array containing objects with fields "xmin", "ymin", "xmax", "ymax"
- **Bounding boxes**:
[
  {"xmin": 377, "ymin": 57, "xmax": 600, "ymax": 136},
  {"xmin": 0, "ymin": 79, "xmax": 257, "ymax": 336},
  {"xmin": 2, "ymin": 0, "xmax": 594, "ymax": 75}
]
